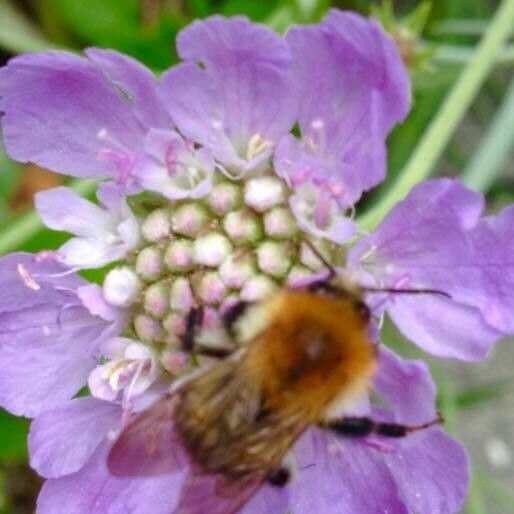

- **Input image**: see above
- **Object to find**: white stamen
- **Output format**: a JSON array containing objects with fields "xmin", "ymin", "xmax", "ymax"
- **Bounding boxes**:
[
  {"xmin": 17, "ymin": 264, "xmax": 40, "ymax": 290},
  {"xmin": 246, "ymin": 134, "xmax": 272, "ymax": 161}
]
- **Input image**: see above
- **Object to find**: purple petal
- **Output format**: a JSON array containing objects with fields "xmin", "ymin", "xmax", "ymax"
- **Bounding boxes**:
[
  {"xmin": 467, "ymin": 205, "xmax": 514, "ymax": 332},
  {"xmin": 385, "ymin": 429, "xmax": 469, "ymax": 514},
  {"xmin": 386, "ymin": 295, "xmax": 502, "ymax": 361},
  {"xmin": 36, "ymin": 186, "xmax": 141, "ymax": 269},
  {"xmin": 77, "ymin": 284, "xmax": 122, "ymax": 322},
  {"xmin": 160, "ymin": 16, "xmax": 297, "ymax": 172},
  {"xmin": 134, "ymin": 129, "xmax": 214, "ymax": 199},
  {"xmin": 349, "ymin": 178, "xmax": 507, "ymax": 360},
  {"xmin": 0, "ymin": 252, "xmax": 83, "ymax": 314},
  {"xmin": 289, "ymin": 428, "xmax": 409, "ymax": 514},
  {"xmin": 174, "ymin": 471, "xmax": 261, "ymax": 514},
  {"xmin": 37, "ymin": 442, "xmax": 183, "ymax": 514},
  {"xmin": 0, "ymin": 51, "xmax": 144, "ymax": 179},
  {"xmin": 29, "ymin": 397, "xmax": 121, "ymax": 478},
  {"xmin": 374, "ymin": 346, "xmax": 436, "ymax": 423},
  {"xmin": 0, "ymin": 253, "xmax": 109, "ymax": 417},
  {"xmin": 280, "ymin": 10, "xmax": 409, "ymax": 204},
  {"xmin": 85, "ymin": 48, "xmax": 170, "ymax": 130},
  {"xmin": 177, "ymin": 15, "xmax": 291, "ymax": 67},
  {"xmin": 36, "ymin": 187, "xmax": 115, "ymax": 238},
  {"xmin": 289, "ymin": 184, "xmax": 356, "ymax": 243},
  {"xmin": 240, "ymin": 483, "xmax": 289, "ymax": 514}
]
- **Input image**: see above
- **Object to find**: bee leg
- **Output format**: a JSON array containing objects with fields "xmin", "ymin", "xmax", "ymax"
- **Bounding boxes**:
[
  {"xmin": 266, "ymin": 467, "xmax": 290, "ymax": 487},
  {"xmin": 182, "ymin": 306, "xmax": 204, "ymax": 352},
  {"xmin": 222, "ymin": 300, "xmax": 251, "ymax": 335},
  {"xmin": 322, "ymin": 413, "xmax": 444, "ymax": 438}
]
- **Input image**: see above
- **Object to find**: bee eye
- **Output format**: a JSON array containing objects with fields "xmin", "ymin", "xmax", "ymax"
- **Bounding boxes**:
[{"xmin": 354, "ymin": 300, "xmax": 370, "ymax": 322}]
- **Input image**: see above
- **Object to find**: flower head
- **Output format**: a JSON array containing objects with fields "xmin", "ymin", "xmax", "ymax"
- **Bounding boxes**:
[{"xmin": 0, "ymin": 9, "xmax": 513, "ymax": 514}]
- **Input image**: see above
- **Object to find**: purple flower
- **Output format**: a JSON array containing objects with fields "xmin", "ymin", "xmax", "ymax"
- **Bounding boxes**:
[
  {"xmin": 348, "ymin": 178, "xmax": 514, "ymax": 361},
  {"xmin": 0, "ymin": 49, "xmax": 170, "ymax": 186},
  {"xmin": 35, "ymin": 183, "xmax": 141, "ymax": 269},
  {"xmin": 0, "ymin": 8, "xmax": 512, "ymax": 514}
]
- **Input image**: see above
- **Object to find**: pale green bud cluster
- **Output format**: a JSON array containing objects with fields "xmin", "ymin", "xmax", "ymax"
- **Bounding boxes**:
[{"xmin": 101, "ymin": 175, "xmax": 333, "ymax": 371}]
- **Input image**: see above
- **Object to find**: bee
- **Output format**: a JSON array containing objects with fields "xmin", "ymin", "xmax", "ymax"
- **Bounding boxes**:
[{"xmin": 108, "ymin": 259, "xmax": 446, "ymax": 514}]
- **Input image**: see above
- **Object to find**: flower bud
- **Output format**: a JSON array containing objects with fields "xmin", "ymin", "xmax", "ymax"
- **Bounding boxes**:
[
  {"xmin": 300, "ymin": 240, "xmax": 331, "ymax": 271},
  {"xmin": 219, "ymin": 254, "xmax": 256, "ymax": 289},
  {"xmin": 103, "ymin": 266, "xmax": 142, "ymax": 307},
  {"xmin": 287, "ymin": 265, "xmax": 314, "ymax": 286},
  {"xmin": 206, "ymin": 182, "xmax": 242, "ymax": 215},
  {"xmin": 164, "ymin": 239, "xmax": 194, "ymax": 272},
  {"xmin": 223, "ymin": 208, "xmax": 263, "ymax": 244},
  {"xmin": 264, "ymin": 207, "xmax": 298, "ymax": 238},
  {"xmin": 195, "ymin": 272, "xmax": 226, "ymax": 305},
  {"xmin": 193, "ymin": 233, "xmax": 232, "ymax": 267},
  {"xmin": 240, "ymin": 275, "xmax": 278, "ymax": 301},
  {"xmin": 257, "ymin": 240, "xmax": 293, "ymax": 278},
  {"xmin": 141, "ymin": 208, "xmax": 171, "ymax": 242},
  {"xmin": 143, "ymin": 281, "xmax": 170, "ymax": 318},
  {"xmin": 133, "ymin": 313, "xmax": 163, "ymax": 342},
  {"xmin": 169, "ymin": 277, "xmax": 194, "ymax": 313},
  {"xmin": 135, "ymin": 246, "xmax": 163, "ymax": 281},
  {"xmin": 244, "ymin": 176, "xmax": 286, "ymax": 212},
  {"xmin": 160, "ymin": 350, "xmax": 189, "ymax": 374},
  {"xmin": 162, "ymin": 312, "xmax": 187, "ymax": 337},
  {"xmin": 171, "ymin": 203, "xmax": 210, "ymax": 237}
]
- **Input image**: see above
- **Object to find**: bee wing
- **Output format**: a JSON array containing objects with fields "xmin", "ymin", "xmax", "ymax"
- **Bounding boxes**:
[
  {"xmin": 108, "ymin": 393, "xmax": 188, "ymax": 476},
  {"xmin": 173, "ymin": 470, "xmax": 264, "ymax": 514}
]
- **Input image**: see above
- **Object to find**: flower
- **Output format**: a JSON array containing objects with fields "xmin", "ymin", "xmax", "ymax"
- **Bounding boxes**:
[{"xmin": 0, "ymin": 8, "xmax": 513, "ymax": 514}]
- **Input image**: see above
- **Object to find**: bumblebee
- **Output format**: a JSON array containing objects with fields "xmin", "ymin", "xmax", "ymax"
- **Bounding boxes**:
[{"xmin": 109, "ymin": 276, "xmax": 443, "ymax": 514}]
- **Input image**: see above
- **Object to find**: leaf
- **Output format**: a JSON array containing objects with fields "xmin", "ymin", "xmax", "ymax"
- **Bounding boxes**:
[
  {"xmin": 221, "ymin": 0, "xmax": 279, "ymax": 20},
  {"xmin": 50, "ymin": 0, "xmax": 179, "ymax": 69},
  {"xmin": 455, "ymin": 380, "xmax": 510, "ymax": 409},
  {"xmin": 0, "ymin": 410, "xmax": 29, "ymax": 461}
]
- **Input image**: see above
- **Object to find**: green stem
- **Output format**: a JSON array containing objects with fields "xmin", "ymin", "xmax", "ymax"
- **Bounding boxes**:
[
  {"xmin": 356, "ymin": 0, "xmax": 514, "ymax": 232},
  {"xmin": 433, "ymin": 44, "xmax": 514, "ymax": 65},
  {"xmin": 462, "ymin": 77, "xmax": 514, "ymax": 192},
  {"xmin": 0, "ymin": 179, "xmax": 97, "ymax": 255},
  {"xmin": 0, "ymin": 0, "xmax": 55, "ymax": 53}
]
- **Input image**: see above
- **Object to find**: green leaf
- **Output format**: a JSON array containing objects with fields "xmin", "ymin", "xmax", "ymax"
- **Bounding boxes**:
[
  {"xmin": 221, "ymin": 0, "xmax": 278, "ymax": 20},
  {"xmin": 0, "ymin": 410, "xmax": 28, "ymax": 461},
  {"xmin": 186, "ymin": 0, "xmax": 209, "ymax": 17},
  {"xmin": 0, "ymin": 146, "xmax": 21, "ymax": 226},
  {"xmin": 455, "ymin": 380, "xmax": 509, "ymax": 409},
  {"xmin": 50, "ymin": 0, "xmax": 179, "ymax": 69}
]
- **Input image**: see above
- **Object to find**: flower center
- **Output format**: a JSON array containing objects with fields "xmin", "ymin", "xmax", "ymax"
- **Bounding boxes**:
[{"xmin": 101, "ymin": 174, "xmax": 337, "ymax": 377}]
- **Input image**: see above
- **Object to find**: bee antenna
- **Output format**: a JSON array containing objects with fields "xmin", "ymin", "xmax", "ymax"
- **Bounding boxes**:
[
  {"xmin": 361, "ymin": 286, "xmax": 452, "ymax": 299},
  {"xmin": 302, "ymin": 239, "xmax": 336, "ymax": 280}
]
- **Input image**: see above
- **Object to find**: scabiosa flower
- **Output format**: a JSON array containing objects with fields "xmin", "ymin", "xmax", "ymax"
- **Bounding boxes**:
[{"xmin": 0, "ymin": 9, "xmax": 513, "ymax": 514}]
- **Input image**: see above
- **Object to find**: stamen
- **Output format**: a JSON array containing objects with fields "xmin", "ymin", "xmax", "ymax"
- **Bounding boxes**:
[
  {"xmin": 17, "ymin": 264, "xmax": 40, "ymax": 290},
  {"xmin": 246, "ymin": 134, "xmax": 272, "ymax": 161}
]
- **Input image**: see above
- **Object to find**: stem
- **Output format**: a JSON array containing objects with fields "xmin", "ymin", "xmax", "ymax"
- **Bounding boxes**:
[
  {"xmin": 0, "ymin": 179, "xmax": 97, "ymax": 255},
  {"xmin": 462, "ymin": 77, "xmax": 514, "ymax": 192},
  {"xmin": 357, "ymin": 0, "xmax": 514, "ymax": 232},
  {"xmin": 433, "ymin": 44, "xmax": 514, "ymax": 65}
]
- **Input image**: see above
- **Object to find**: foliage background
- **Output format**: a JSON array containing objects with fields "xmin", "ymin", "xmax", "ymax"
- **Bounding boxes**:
[{"xmin": 0, "ymin": 0, "xmax": 512, "ymax": 513}]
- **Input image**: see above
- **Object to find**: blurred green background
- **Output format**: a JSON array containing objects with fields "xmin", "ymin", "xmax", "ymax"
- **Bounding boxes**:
[{"xmin": 0, "ymin": 0, "xmax": 513, "ymax": 513}]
